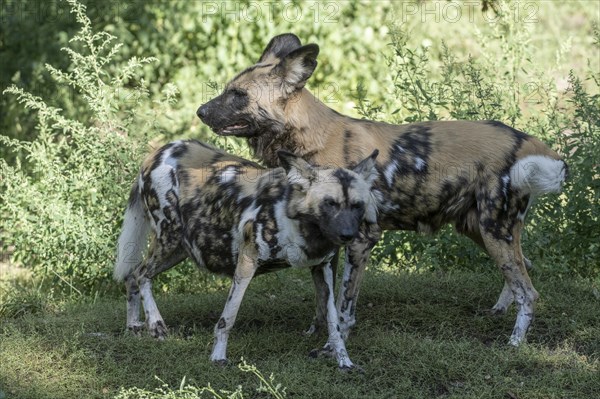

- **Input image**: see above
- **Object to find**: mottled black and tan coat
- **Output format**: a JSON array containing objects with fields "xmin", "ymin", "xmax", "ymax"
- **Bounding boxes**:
[
  {"xmin": 197, "ymin": 34, "xmax": 568, "ymax": 347},
  {"xmin": 114, "ymin": 139, "xmax": 378, "ymax": 369}
]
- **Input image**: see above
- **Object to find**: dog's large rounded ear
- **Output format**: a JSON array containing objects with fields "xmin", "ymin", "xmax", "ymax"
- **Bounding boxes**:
[
  {"xmin": 258, "ymin": 33, "xmax": 302, "ymax": 63},
  {"xmin": 272, "ymin": 44, "xmax": 320, "ymax": 94},
  {"xmin": 277, "ymin": 150, "xmax": 317, "ymax": 188},
  {"xmin": 353, "ymin": 149, "xmax": 379, "ymax": 186}
]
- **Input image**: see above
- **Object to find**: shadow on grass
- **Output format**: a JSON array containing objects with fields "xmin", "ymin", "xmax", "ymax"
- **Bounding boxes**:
[{"xmin": 1, "ymin": 268, "xmax": 598, "ymax": 399}]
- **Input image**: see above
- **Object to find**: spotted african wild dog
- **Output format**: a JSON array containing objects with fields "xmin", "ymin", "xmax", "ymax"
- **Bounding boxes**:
[
  {"xmin": 196, "ymin": 34, "xmax": 568, "ymax": 346},
  {"xmin": 113, "ymin": 139, "xmax": 379, "ymax": 369}
]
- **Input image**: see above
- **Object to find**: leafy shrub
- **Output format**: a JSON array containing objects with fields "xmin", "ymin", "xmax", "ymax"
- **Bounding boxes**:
[{"xmin": 0, "ymin": 0, "xmax": 166, "ymax": 294}]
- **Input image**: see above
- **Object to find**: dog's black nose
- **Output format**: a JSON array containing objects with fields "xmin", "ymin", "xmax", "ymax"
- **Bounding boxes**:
[
  {"xmin": 197, "ymin": 104, "xmax": 208, "ymax": 120},
  {"xmin": 339, "ymin": 233, "xmax": 355, "ymax": 243}
]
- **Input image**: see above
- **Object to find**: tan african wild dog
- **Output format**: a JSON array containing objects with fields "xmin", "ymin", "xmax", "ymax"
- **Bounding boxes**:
[
  {"xmin": 114, "ymin": 139, "xmax": 379, "ymax": 369},
  {"xmin": 196, "ymin": 33, "xmax": 568, "ymax": 346}
]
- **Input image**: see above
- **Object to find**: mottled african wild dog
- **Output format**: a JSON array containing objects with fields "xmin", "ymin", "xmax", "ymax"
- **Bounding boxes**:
[
  {"xmin": 197, "ymin": 34, "xmax": 568, "ymax": 346},
  {"xmin": 114, "ymin": 139, "xmax": 379, "ymax": 369}
]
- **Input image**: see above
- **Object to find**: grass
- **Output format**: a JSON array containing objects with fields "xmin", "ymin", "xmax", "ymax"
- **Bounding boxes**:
[{"xmin": 1, "ymin": 265, "xmax": 598, "ymax": 399}]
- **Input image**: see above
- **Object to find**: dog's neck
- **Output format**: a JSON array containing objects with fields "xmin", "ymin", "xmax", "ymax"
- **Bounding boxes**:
[
  {"xmin": 248, "ymin": 88, "xmax": 349, "ymax": 168},
  {"xmin": 281, "ymin": 89, "xmax": 347, "ymax": 160},
  {"xmin": 286, "ymin": 88, "xmax": 346, "ymax": 134},
  {"xmin": 295, "ymin": 214, "xmax": 338, "ymax": 258}
]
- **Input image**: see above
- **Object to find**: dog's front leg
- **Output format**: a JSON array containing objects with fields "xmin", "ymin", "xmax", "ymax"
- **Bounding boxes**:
[
  {"xmin": 321, "ymin": 261, "xmax": 359, "ymax": 371},
  {"xmin": 211, "ymin": 242, "xmax": 258, "ymax": 364},
  {"xmin": 306, "ymin": 250, "xmax": 339, "ymax": 336},
  {"xmin": 336, "ymin": 244, "xmax": 368, "ymax": 340},
  {"xmin": 336, "ymin": 223, "xmax": 381, "ymax": 340}
]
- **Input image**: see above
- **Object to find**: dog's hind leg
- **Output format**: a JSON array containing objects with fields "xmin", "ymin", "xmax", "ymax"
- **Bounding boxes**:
[
  {"xmin": 124, "ymin": 236, "xmax": 185, "ymax": 337},
  {"xmin": 460, "ymin": 227, "xmax": 515, "ymax": 313},
  {"xmin": 125, "ymin": 274, "xmax": 144, "ymax": 334},
  {"xmin": 460, "ymin": 216, "xmax": 537, "ymax": 317},
  {"xmin": 136, "ymin": 239, "xmax": 186, "ymax": 339},
  {"xmin": 480, "ymin": 214, "xmax": 538, "ymax": 346},
  {"xmin": 133, "ymin": 182, "xmax": 187, "ymax": 339},
  {"xmin": 462, "ymin": 219, "xmax": 533, "ymax": 270}
]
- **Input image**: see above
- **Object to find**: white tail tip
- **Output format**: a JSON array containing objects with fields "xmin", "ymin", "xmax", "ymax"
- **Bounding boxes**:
[{"xmin": 510, "ymin": 155, "xmax": 567, "ymax": 196}]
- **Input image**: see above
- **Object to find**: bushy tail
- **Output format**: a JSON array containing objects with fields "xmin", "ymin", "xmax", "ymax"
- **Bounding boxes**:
[
  {"xmin": 510, "ymin": 155, "xmax": 568, "ymax": 196},
  {"xmin": 114, "ymin": 180, "xmax": 149, "ymax": 282}
]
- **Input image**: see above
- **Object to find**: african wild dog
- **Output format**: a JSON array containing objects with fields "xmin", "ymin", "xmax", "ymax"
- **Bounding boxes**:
[
  {"xmin": 113, "ymin": 139, "xmax": 379, "ymax": 369},
  {"xmin": 197, "ymin": 33, "xmax": 568, "ymax": 346}
]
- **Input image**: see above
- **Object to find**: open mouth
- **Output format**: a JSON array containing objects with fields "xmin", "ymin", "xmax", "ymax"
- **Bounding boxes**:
[{"xmin": 217, "ymin": 123, "xmax": 251, "ymax": 136}]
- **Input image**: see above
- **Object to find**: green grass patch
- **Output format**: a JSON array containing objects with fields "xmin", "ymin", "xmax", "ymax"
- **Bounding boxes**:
[{"xmin": 1, "ymin": 268, "xmax": 598, "ymax": 399}]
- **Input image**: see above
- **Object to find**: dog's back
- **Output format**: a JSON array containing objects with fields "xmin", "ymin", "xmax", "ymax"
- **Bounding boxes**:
[
  {"xmin": 118, "ymin": 139, "xmax": 345, "ymax": 278},
  {"xmin": 133, "ymin": 139, "xmax": 286, "ymax": 276}
]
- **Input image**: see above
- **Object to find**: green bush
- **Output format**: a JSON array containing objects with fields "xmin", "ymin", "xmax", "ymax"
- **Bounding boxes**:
[{"xmin": 1, "ymin": 0, "xmax": 164, "ymax": 294}]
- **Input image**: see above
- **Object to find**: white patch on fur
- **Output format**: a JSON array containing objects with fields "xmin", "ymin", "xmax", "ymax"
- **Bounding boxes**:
[
  {"xmin": 501, "ymin": 174, "xmax": 510, "ymax": 197},
  {"xmin": 384, "ymin": 160, "xmax": 399, "ymax": 187},
  {"xmin": 254, "ymin": 223, "xmax": 271, "ymax": 260},
  {"xmin": 414, "ymin": 157, "xmax": 426, "ymax": 171},
  {"xmin": 501, "ymin": 174, "xmax": 510, "ymax": 210},
  {"xmin": 220, "ymin": 166, "xmax": 238, "ymax": 183},
  {"xmin": 147, "ymin": 144, "xmax": 182, "ymax": 235},
  {"xmin": 164, "ymin": 145, "xmax": 181, "ymax": 170},
  {"xmin": 510, "ymin": 156, "xmax": 566, "ymax": 196}
]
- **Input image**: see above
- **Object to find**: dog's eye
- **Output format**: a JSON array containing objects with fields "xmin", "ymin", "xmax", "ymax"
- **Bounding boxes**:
[
  {"xmin": 229, "ymin": 88, "xmax": 247, "ymax": 98},
  {"xmin": 326, "ymin": 199, "xmax": 339, "ymax": 208},
  {"xmin": 351, "ymin": 202, "xmax": 364, "ymax": 211}
]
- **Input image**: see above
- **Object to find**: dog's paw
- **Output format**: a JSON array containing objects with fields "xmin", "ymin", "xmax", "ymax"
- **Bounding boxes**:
[
  {"xmin": 212, "ymin": 358, "xmax": 229, "ymax": 367},
  {"xmin": 148, "ymin": 320, "xmax": 168, "ymax": 340},
  {"xmin": 486, "ymin": 309, "xmax": 506, "ymax": 317},
  {"xmin": 304, "ymin": 324, "xmax": 319, "ymax": 337},
  {"xmin": 127, "ymin": 322, "xmax": 145, "ymax": 336},
  {"xmin": 308, "ymin": 344, "xmax": 335, "ymax": 359},
  {"xmin": 484, "ymin": 303, "xmax": 510, "ymax": 317},
  {"xmin": 338, "ymin": 364, "xmax": 365, "ymax": 374},
  {"xmin": 304, "ymin": 320, "xmax": 326, "ymax": 337}
]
